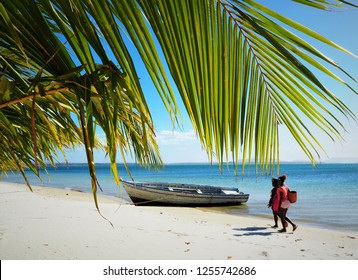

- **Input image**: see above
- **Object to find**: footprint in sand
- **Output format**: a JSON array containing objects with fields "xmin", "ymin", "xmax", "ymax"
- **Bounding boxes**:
[{"xmin": 261, "ymin": 251, "xmax": 269, "ymax": 257}]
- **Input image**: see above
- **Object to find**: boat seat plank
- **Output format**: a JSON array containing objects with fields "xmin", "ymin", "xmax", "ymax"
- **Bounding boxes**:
[
  {"xmin": 167, "ymin": 187, "xmax": 199, "ymax": 192},
  {"xmin": 222, "ymin": 190, "xmax": 239, "ymax": 195}
]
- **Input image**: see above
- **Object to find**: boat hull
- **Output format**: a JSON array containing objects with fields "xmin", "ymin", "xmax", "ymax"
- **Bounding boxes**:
[{"xmin": 121, "ymin": 181, "xmax": 249, "ymax": 206}]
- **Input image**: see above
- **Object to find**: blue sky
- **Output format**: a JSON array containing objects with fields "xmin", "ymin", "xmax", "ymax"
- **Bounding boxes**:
[{"xmin": 64, "ymin": 1, "xmax": 358, "ymax": 164}]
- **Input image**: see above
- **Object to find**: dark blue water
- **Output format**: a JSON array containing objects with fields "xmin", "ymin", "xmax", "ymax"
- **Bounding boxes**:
[{"xmin": 2, "ymin": 163, "xmax": 358, "ymax": 231}]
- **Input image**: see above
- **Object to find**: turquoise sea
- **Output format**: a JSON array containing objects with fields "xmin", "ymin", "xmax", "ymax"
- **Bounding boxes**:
[{"xmin": 1, "ymin": 163, "xmax": 358, "ymax": 231}]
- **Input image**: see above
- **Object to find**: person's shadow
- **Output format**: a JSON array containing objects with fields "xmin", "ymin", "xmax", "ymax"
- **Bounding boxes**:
[{"xmin": 233, "ymin": 227, "xmax": 273, "ymax": 236}]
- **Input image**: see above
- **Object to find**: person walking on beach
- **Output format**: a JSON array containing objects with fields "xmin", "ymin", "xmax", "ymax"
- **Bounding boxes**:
[
  {"xmin": 276, "ymin": 175, "xmax": 298, "ymax": 233},
  {"xmin": 268, "ymin": 178, "xmax": 279, "ymax": 228}
]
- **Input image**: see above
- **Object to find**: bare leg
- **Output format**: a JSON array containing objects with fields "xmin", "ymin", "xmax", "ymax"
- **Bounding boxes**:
[
  {"xmin": 272, "ymin": 210, "xmax": 278, "ymax": 228},
  {"xmin": 278, "ymin": 208, "xmax": 287, "ymax": 232},
  {"xmin": 285, "ymin": 214, "xmax": 298, "ymax": 231},
  {"xmin": 285, "ymin": 216, "xmax": 294, "ymax": 226}
]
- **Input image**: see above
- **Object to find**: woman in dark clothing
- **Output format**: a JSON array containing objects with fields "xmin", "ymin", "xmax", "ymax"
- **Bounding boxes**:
[{"xmin": 268, "ymin": 178, "xmax": 279, "ymax": 228}]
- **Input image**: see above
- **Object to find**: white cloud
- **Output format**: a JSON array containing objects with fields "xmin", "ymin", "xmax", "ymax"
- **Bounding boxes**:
[
  {"xmin": 156, "ymin": 129, "xmax": 198, "ymax": 146},
  {"xmin": 155, "ymin": 129, "xmax": 210, "ymax": 163}
]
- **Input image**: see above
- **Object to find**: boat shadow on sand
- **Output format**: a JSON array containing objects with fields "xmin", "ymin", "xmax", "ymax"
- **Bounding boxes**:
[{"xmin": 233, "ymin": 227, "xmax": 273, "ymax": 237}]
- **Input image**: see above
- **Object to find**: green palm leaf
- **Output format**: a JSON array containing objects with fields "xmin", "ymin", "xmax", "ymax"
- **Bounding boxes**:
[{"xmin": 139, "ymin": 0, "xmax": 357, "ymax": 173}]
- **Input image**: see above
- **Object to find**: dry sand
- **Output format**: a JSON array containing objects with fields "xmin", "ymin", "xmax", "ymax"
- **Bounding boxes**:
[{"xmin": 0, "ymin": 181, "xmax": 357, "ymax": 260}]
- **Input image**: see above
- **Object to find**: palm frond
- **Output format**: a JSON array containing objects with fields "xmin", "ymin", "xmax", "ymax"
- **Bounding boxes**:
[
  {"xmin": 0, "ymin": 0, "xmax": 166, "ymax": 211},
  {"xmin": 139, "ymin": 0, "xmax": 357, "ymax": 173}
]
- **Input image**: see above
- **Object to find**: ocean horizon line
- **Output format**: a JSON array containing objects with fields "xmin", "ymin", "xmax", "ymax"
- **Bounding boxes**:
[{"xmin": 44, "ymin": 160, "xmax": 358, "ymax": 167}]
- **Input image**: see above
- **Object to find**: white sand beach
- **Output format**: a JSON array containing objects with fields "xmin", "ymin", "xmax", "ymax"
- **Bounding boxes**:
[{"xmin": 0, "ymin": 181, "xmax": 357, "ymax": 260}]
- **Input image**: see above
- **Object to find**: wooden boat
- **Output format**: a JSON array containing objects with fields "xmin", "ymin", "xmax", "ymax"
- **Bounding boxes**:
[{"xmin": 121, "ymin": 180, "xmax": 249, "ymax": 206}]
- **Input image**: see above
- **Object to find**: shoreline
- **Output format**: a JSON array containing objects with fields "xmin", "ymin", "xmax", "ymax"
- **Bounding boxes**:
[
  {"xmin": 0, "ymin": 181, "xmax": 357, "ymax": 260},
  {"xmin": 3, "ymin": 162, "xmax": 358, "ymax": 233},
  {"xmin": 8, "ymin": 181, "xmax": 354, "ymax": 233}
]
